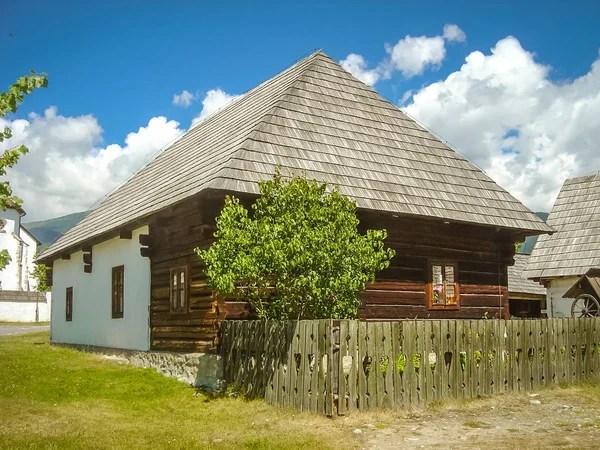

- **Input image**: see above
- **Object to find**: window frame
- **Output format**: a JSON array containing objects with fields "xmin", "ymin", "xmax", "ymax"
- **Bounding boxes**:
[
  {"xmin": 112, "ymin": 265, "xmax": 125, "ymax": 319},
  {"xmin": 427, "ymin": 260, "xmax": 460, "ymax": 310},
  {"xmin": 66, "ymin": 287, "xmax": 73, "ymax": 321},
  {"xmin": 170, "ymin": 266, "xmax": 189, "ymax": 314}
]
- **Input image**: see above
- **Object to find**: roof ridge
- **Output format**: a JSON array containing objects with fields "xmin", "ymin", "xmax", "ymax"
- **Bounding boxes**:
[
  {"xmin": 209, "ymin": 53, "xmax": 323, "ymax": 184},
  {"xmin": 563, "ymin": 172, "xmax": 600, "ymax": 186}
]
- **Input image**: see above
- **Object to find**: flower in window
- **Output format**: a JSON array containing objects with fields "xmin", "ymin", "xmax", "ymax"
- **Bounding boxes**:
[{"xmin": 432, "ymin": 285, "xmax": 442, "ymax": 303}]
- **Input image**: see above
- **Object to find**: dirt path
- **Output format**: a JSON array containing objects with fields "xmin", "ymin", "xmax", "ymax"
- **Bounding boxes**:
[{"xmin": 346, "ymin": 386, "xmax": 600, "ymax": 449}]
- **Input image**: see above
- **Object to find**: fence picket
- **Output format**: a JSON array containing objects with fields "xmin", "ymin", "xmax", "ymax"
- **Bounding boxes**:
[
  {"xmin": 357, "ymin": 321, "xmax": 367, "ymax": 411},
  {"xmin": 448, "ymin": 320, "xmax": 459, "ymax": 399},
  {"xmin": 506, "ymin": 320, "xmax": 514, "ymax": 393},
  {"xmin": 324, "ymin": 320, "xmax": 334, "ymax": 416},
  {"xmin": 374, "ymin": 322, "xmax": 384, "ymax": 409},
  {"xmin": 403, "ymin": 321, "xmax": 415, "ymax": 407},
  {"xmin": 391, "ymin": 322, "xmax": 403, "ymax": 408},
  {"xmin": 337, "ymin": 320, "xmax": 348, "ymax": 415},
  {"xmin": 415, "ymin": 321, "xmax": 426, "ymax": 405},
  {"xmin": 382, "ymin": 322, "xmax": 394, "ymax": 408},
  {"xmin": 347, "ymin": 320, "xmax": 358, "ymax": 412},
  {"xmin": 590, "ymin": 319, "xmax": 600, "ymax": 378}
]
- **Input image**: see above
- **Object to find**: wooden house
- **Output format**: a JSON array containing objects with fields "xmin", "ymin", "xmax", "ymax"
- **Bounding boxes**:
[
  {"xmin": 507, "ymin": 254, "xmax": 546, "ymax": 318},
  {"xmin": 39, "ymin": 51, "xmax": 551, "ymax": 353},
  {"xmin": 526, "ymin": 173, "xmax": 600, "ymax": 317}
]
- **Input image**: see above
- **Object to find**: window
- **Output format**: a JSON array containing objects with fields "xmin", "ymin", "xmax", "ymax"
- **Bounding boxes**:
[
  {"xmin": 170, "ymin": 266, "xmax": 188, "ymax": 313},
  {"xmin": 427, "ymin": 261, "xmax": 460, "ymax": 309},
  {"xmin": 112, "ymin": 265, "xmax": 124, "ymax": 318},
  {"xmin": 66, "ymin": 287, "xmax": 73, "ymax": 321}
]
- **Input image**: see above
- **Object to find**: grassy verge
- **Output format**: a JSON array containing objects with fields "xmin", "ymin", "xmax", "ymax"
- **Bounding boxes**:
[{"xmin": 0, "ymin": 332, "xmax": 358, "ymax": 449}]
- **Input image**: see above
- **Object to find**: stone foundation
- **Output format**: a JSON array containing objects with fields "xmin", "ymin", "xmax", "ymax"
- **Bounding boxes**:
[{"xmin": 52, "ymin": 342, "xmax": 224, "ymax": 390}]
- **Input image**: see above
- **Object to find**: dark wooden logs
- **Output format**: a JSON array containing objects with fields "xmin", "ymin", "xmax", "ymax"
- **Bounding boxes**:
[
  {"xmin": 147, "ymin": 196, "xmax": 518, "ymax": 352},
  {"xmin": 140, "ymin": 247, "xmax": 154, "ymax": 258},
  {"xmin": 148, "ymin": 196, "xmax": 222, "ymax": 352}
]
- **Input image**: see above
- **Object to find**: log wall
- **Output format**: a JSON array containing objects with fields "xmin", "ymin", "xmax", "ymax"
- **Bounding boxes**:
[
  {"xmin": 358, "ymin": 211, "xmax": 512, "ymax": 321},
  {"xmin": 148, "ymin": 195, "xmax": 515, "ymax": 352},
  {"xmin": 149, "ymin": 198, "xmax": 218, "ymax": 352}
]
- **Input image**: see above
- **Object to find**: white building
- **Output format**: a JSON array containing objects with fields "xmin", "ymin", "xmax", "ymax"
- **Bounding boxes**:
[
  {"xmin": 526, "ymin": 173, "xmax": 600, "ymax": 317},
  {"xmin": 0, "ymin": 203, "xmax": 50, "ymax": 322},
  {"xmin": 49, "ymin": 226, "xmax": 150, "ymax": 350}
]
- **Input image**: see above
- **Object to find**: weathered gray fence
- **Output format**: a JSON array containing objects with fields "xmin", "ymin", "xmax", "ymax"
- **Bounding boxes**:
[{"xmin": 219, "ymin": 318, "xmax": 600, "ymax": 415}]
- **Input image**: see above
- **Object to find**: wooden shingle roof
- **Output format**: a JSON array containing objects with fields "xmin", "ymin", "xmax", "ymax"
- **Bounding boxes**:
[
  {"xmin": 41, "ymin": 51, "xmax": 551, "ymax": 261},
  {"xmin": 526, "ymin": 173, "xmax": 600, "ymax": 280},
  {"xmin": 508, "ymin": 254, "xmax": 546, "ymax": 297}
]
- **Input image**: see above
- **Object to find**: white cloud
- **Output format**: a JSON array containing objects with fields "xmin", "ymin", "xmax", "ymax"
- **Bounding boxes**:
[
  {"xmin": 398, "ymin": 90, "xmax": 413, "ymax": 106},
  {"xmin": 191, "ymin": 89, "xmax": 241, "ymax": 125},
  {"xmin": 0, "ymin": 108, "xmax": 184, "ymax": 221},
  {"xmin": 404, "ymin": 36, "xmax": 600, "ymax": 212},
  {"xmin": 340, "ymin": 24, "xmax": 466, "ymax": 84},
  {"xmin": 0, "ymin": 87, "xmax": 240, "ymax": 221},
  {"xmin": 172, "ymin": 89, "xmax": 195, "ymax": 107},
  {"xmin": 443, "ymin": 24, "xmax": 466, "ymax": 43},
  {"xmin": 384, "ymin": 34, "xmax": 447, "ymax": 78},
  {"xmin": 339, "ymin": 54, "xmax": 380, "ymax": 87}
]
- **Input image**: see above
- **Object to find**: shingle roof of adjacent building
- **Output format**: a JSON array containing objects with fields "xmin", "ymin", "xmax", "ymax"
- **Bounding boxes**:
[
  {"xmin": 526, "ymin": 173, "xmax": 600, "ymax": 279},
  {"xmin": 40, "ymin": 50, "xmax": 551, "ymax": 261},
  {"xmin": 508, "ymin": 254, "xmax": 546, "ymax": 297}
]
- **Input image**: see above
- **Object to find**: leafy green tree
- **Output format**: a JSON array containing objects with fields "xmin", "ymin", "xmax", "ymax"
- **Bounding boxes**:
[
  {"xmin": 0, "ymin": 72, "xmax": 49, "ymax": 269},
  {"xmin": 30, "ymin": 249, "xmax": 50, "ymax": 292},
  {"xmin": 197, "ymin": 171, "xmax": 396, "ymax": 320}
]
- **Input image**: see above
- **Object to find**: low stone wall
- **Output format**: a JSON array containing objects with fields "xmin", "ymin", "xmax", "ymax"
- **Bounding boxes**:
[
  {"xmin": 129, "ymin": 351, "xmax": 223, "ymax": 389},
  {"xmin": 52, "ymin": 342, "xmax": 224, "ymax": 390}
]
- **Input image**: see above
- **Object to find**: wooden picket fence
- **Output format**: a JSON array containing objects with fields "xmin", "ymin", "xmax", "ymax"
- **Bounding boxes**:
[{"xmin": 219, "ymin": 318, "xmax": 600, "ymax": 416}]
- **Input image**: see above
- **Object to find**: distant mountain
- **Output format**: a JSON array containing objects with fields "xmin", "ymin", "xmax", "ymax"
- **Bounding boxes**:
[
  {"xmin": 24, "ymin": 211, "xmax": 89, "ymax": 246},
  {"xmin": 519, "ymin": 212, "xmax": 550, "ymax": 254}
]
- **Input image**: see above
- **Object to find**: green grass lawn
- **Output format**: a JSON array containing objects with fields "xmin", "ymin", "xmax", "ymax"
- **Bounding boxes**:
[{"xmin": 0, "ymin": 332, "xmax": 358, "ymax": 450}]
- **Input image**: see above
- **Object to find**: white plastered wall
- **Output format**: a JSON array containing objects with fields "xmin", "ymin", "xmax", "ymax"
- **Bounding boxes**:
[
  {"xmin": 20, "ymin": 227, "xmax": 39, "ymax": 291},
  {"xmin": 50, "ymin": 225, "xmax": 150, "ymax": 351},
  {"xmin": 0, "ymin": 209, "xmax": 22, "ymax": 291},
  {"xmin": 546, "ymin": 276, "xmax": 580, "ymax": 318},
  {"xmin": 0, "ymin": 293, "xmax": 50, "ymax": 322}
]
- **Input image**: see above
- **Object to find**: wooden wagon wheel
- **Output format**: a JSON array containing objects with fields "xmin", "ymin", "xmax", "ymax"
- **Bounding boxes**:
[{"xmin": 571, "ymin": 294, "xmax": 600, "ymax": 318}]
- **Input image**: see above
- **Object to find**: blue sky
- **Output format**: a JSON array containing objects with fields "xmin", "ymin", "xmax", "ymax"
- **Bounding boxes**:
[{"xmin": 1, "ymin": 1, "xmax": 600, "ymax": 220}]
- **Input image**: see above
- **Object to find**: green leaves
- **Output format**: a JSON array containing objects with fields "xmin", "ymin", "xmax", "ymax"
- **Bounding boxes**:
[
  {"xmin": 30, "ymin": 249, "xmax": 51, "ymax": 292},
  {"xmin": 0, "ymin": 72, "xmax": 49, "ymax": 269},
  {"xmin": 0, "ymin": 249, "xmax": 11, "ymax": 271},
  {"xmin": 0, "ymin": 73, "xmax": 48, "ymax": 118},
  {"xmin": 197, "ymin": 170, "xmax": 395, "ymax": 320}
]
